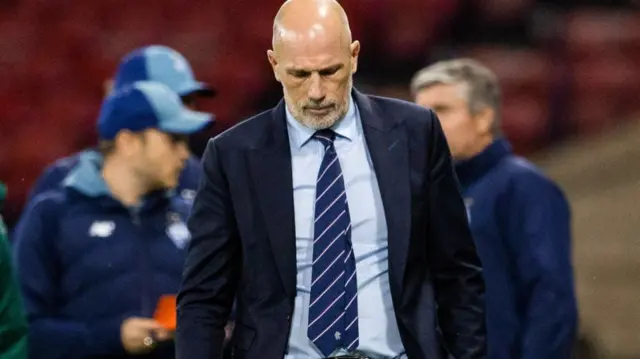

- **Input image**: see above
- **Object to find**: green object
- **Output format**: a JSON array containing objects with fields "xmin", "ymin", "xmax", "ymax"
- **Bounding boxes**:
[{"xmin": 0, "ymin": 183, "xmax": 28, "ymax": 359}]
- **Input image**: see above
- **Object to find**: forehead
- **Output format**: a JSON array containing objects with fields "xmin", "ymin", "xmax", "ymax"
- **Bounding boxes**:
[
  {"xmin": 415, "ymin": 82, "xmax": 466, "ymax": 106},
  {"xmin": 278, "ymin": 33, "xmax": 349, "ymax": 69}
]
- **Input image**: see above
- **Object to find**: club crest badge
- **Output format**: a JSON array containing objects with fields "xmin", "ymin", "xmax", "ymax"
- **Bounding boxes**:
[{"xmin": 166, "ymin": 212, "xmax": 191, "ymax": 249}]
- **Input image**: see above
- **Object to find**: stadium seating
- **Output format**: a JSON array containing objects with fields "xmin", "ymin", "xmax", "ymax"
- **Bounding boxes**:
[{"xmin": 1, "ymin": 2, "xmax": 639, "ymax": 226}]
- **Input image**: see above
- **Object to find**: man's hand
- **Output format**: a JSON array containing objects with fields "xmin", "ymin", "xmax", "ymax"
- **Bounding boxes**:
[{"xmin": 120, "ymin": 317, "xmax": 172, "ymax": 355}]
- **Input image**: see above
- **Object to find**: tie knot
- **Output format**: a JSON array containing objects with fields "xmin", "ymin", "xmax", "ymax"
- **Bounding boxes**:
[{"xmin": 314, "ymin": 129, "xmax": 336, "ymax": 148}]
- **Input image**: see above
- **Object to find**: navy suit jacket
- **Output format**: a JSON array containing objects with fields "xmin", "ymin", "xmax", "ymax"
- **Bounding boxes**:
[{"xmin": 176, "ymin": 90, "xmax": 486, "ymax": 359}]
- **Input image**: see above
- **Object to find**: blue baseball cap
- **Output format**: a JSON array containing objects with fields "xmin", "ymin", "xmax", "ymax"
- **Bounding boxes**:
[
  {"xmin": 97, "ymin": 81, "xmax": 213, "ymax": 140},
  {"xmin": 113, "ymin": 45, "xmax": 215, "ymax": 97}
]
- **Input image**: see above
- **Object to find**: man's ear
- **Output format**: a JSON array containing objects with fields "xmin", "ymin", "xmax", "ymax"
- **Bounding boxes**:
[
  {"xmin": 267, "ymin": 50, "xmax": 281, "ymax": 82},
  {"xmin": 115, "ymin": 130, "xmax": 143, "ymax": 158},
  {"xmin": 474, "ymin": 106, "xmax": 496, "ymax": 136},
  {"xmin": 350, "ymin": 40, "xmax": 360, "ymax": 74}
]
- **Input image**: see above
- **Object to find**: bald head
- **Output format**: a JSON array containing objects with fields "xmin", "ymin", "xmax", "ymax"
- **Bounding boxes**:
[
  {"xmin": 267, "ymin": 0, "xmax": 360, "ymax": 131},
  {"xmin": 272, "ymin": 0, "xmax": 352, "ymax": 52}
]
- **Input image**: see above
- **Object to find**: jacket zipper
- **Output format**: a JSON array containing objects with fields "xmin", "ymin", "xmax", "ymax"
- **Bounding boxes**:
[{"xmin": 131, "ymin": 209, "xmax": 153, "ymax": 317}]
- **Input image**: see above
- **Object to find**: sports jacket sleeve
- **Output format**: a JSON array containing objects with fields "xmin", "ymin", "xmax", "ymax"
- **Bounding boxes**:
[{"xmin": 502, "ymin": 175, "xmax": 577, "ymax": 359}]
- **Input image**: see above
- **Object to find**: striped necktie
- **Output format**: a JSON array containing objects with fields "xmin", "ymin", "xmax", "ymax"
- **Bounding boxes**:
[{"xmin": 307, "ymin": 129, "xmax": 359, "ymax": 356}]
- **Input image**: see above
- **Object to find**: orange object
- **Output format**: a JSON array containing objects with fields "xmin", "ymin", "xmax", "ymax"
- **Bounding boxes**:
[{"xmin": 154, "ymin": 295, "xmax": 177, "ymax": 330}]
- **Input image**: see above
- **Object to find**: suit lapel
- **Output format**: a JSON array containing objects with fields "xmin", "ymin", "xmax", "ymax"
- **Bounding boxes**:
[
  {"xmin": 247, "ymin": 101, "xmax": 297, "ymax": 299},
  {"xmin": 354, "ymin": 90, "xmax": 411, "ymax": 297},
  {"xmin": 245, "ymin": 92, "xmax": 412, "ymax": 299}
]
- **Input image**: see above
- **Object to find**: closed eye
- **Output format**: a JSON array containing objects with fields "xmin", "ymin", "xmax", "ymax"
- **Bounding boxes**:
[
  {"xmin": 286, "ymin": 64, "xmax": 344, "ymax": 78},
  {"xmin": 288, "ymin": 70, "xmax": 311, "ymax": 78},
  {"xmin": 318, "ymin": 65, "xmax": 342, "ymax": 76}
]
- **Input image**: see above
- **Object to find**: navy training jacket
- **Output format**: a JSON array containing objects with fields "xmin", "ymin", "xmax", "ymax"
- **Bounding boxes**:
[
  {"xmin": 13, "ymin": 152, "xmax": 191, "ymax": 359},
  {"xmin": 455, "ymin": 139, "xmax": 577, "ymax": 359}
]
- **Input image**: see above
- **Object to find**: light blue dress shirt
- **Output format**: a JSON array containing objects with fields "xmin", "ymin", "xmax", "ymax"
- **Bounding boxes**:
[{"xmin": 284, "ymin": 97, "xmax": 405, "ymax": 359}]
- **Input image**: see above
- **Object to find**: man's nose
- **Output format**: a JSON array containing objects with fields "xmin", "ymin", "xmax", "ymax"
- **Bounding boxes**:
[{"xmin": 307, "ymin": 73, "xmax": 325, "ymax": 102}]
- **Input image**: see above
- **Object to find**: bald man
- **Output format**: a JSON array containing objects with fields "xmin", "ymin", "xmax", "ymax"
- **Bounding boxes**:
[{"xmin": 176, "ymin": 1, "xmax": 486, "ymax": 358}]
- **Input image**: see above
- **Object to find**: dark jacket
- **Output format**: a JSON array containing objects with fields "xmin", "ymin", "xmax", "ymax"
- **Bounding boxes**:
[
  {"xmin": 176, "ymin": 90, "xmax": 486, "ymax": 359},
  {"xmin": 455, "ymin": 139, "xmax": 577, "ymax": 359},
  {"xmin": 13, "ymin": 153, "xmax": 191, "ymax": 359}
]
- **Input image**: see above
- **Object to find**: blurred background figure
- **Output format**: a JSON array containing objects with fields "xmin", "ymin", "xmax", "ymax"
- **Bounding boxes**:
[
  {"xmin": 0, "ymin": 183, "xmax": 28, "ymax": 359},
  {"xmin": 412, "ymin": 59, "xmax": 577, "ymax": 359},
  {"xmin": 12, "ymin": 82, "xmax": 212, "ymax": 359},
  {"xmin": 0, "ymin": 0, "xmax": 638, "ymax": 358},
  {"xmin": 25, "ymin": 45, "xmax": 215, "ymax": 207}
]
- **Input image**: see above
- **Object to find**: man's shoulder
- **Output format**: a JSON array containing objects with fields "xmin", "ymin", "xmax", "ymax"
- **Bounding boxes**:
[
  {"xmin": 30, "ymin": 149, "xmax": 94, "ymax": 192},
  {"xmin": 210, "ymin": 108, "xmax": 275, "ymax": 150},
  {"xmin": 28, "ymin": 189, "xmax": 68, "ymax": 210},
  {"xmin": 497, "ymin": 155, "xmax": 566, "ymax": 197},
  {"xmin": 207, "ymin": 94, "xmax": 437, "ymax": 150},
  {"xmin": 45, "ymin": 149, "xmax": 95, "ymax": 173},
  {"xmin": 51, "ymin": 152, "xmax": 83, "ymax": 168},
  {"xmin": 18, "ymin": 189, "xmax": 70, "ymax": 229},
  {"xmin": 366, "ymin": 93, "xmax": 428, "ymax": 113},
  {"xmin": 365, "ymin": 94, "xmax": 437, "ymax": 128},
  {"xmin": 27, "ymin": 182, "xmax": 110, "ymax": 219}
]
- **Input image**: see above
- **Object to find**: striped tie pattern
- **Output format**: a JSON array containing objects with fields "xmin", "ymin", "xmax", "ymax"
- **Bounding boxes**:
[{"xmin": 308, "ymin": 129, "xmax": 359, "ymax": 356}]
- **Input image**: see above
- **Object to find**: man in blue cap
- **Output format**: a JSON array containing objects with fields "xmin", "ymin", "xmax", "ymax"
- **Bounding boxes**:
[
  {"xmin": 13, "ymin": 81, "xmax": 212, "ymax": 359},
  {"xmin": 26, "ymin": 45, "xmax": 215, "ymax": 205}
]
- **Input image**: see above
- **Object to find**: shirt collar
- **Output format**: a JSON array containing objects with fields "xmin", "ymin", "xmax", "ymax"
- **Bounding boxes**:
[{"xmin": 286, "ymin": 96, "xmax": 359, "ymax": 149}]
